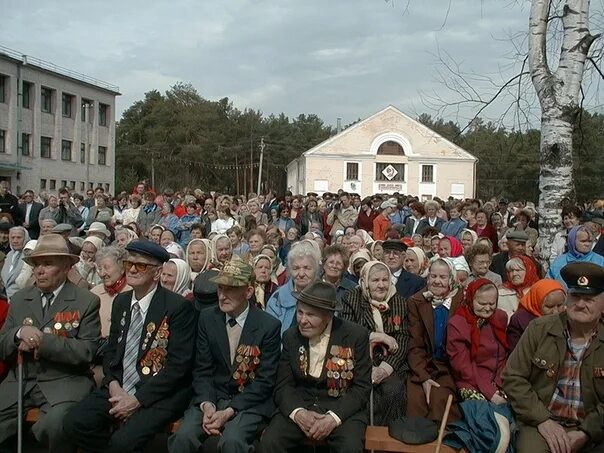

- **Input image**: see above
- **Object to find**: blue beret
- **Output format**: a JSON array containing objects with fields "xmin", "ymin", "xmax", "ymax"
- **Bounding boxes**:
[{"xmin": 126, "ymin": 240, "xmax": 170, "ymax": 263}]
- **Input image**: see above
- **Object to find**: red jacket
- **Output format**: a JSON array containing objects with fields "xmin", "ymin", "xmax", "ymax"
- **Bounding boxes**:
[
  {"xmin": 446, "ymin": 309, "xmax": 508, "ymax": 399},
  {"xmin": 0, "ymin": 296, "xmax": 9, "ymax": 382},
  {"xmin": 373, "ymin": 215, "xmax": 391, "ymax": 241},
  {"xmin": 357, "ymin": 209, "xmax": 378, "ymax": 233}
]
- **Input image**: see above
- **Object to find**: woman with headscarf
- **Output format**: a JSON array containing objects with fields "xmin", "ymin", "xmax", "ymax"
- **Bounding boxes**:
[
  {"xmin": 438, "ymin": 236, "xmax": 470, "ymax": 282},
  {"xmin": 407, "ymin": 257, "xmax": 463, "ymax": 422},
  {"xmin": 74, "ymin": 236, "xmax": 104, "ymax": 288},
  {"xmin": 404, "ymin": 246, "xmax": 429, "ymax": 278},
  {"xmin": 507, "ymin": 279, "xmax": 566, "ymax": 351},
  {"xmin": 460, "ymin": 228, "xmax": 479, "ymax": 251},
  {"xmin": 368, "ymin": 240, "xmax": 384, "ymax": 261},
  {"xmin": 186, "ymin": 238, "xmax": 211, "ymax": 281},
  {"xmin": 210, "ymin": 234, "xmax": 233, "ymax": 270},
  {"xmin": 114, "ymin": 227, "xmax": 138, "ymax": 249},
  {"xmin": 346, "ymin": 249, "xmax": 372, "ymax": 284},
  {"xmin": 445, "ymin": 278, "xmax": 512, "ymax": 452},
  {"xmin": 356, "ymin": 229, "xmax": 374, "ymax": 247},
  {"xmin": 341, "ymin": 261, "xmax": 409, "ymax": 424},
  {"xmin": 250, "ymin": 254, "xmax": 278, "ymax": 309},
  {"xmin": 497, "ymin": 255, "xmax": 540, "ymax": 321},
  {"xmin": 160, "ymin": 258, "xmax": 193, "ymax": 300},
  {"xmin": 547, "ymin": 224, "xmax": 604, "ymax": 285},
  {"xmin": 259, "ymin": 244, "xmax": 287, "ymax": 286}
]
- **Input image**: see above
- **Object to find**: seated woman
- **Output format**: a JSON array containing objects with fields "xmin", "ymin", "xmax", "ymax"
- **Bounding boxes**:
[
  {"xmin": 250, "ymin": 254, "xmax": 278, "ymax": 309},
  {"xmin": 497, "ymin": 255, "xmax": 540, "ymax": 321},
  {"xmin": 260, "ymin": 244, "xmax": 287, "ymax": 286},
  {"xmin": 74, "ymin": 236, "xmax": 104, "ymax": 288},
  {"xmin": 460, "ymin": 228, "xmax": 478, "ymax": 252},
  {"xmin": 507, "ymin": 279, "xmax": 566, "ymax": 351},
  {"xmin": 446, "ymin": 278, "xmax": 512, "ymax": 452},
  {"xmin": 114, "ymin": 227, "xmax": 138, "ymax": 249},
  {"xmin": 227, "ymin": 225, "xmax": 249, "ymax": 257},
  {"xmin": 465, "ymin": 243, "xmax": 502, "ymax": 286},
  {"xmin": 341, "ymin": 261, "xmax": 409, "ymax": 424},
  {"xmin": 368, "ymin": 240, "xmax": 384, "ymax": 261},
  {"xmin": 267, "ymin": 240, "xmax": 320, "ymax": 335},
  {"xmin": 403, "ymin": 246, "xmax": 428, "ymax": 277},
  {"xmin": 547, "ymin": 224, "xmax": 604, "ymax": 284},
  {"xmin": 322, "ymin": 245, "xmax": 357, "ymax": 304},
  {"xmin": 210, "ymin": 233, "xmax": 233, "ymax": 269},
  {"xmin": 407, "ymin": 257, "xmax": 463, "ymax": 422},
  {"xmin": 186, "ymin": 238, "xmax": 211, "ymax": 281},
  {"xmin": 246, "ymin": 229, "xmax": 266, "ymax": 263},
  {"xmin": 346, "ymin": 249, "xmax": 372, "ymax": 284},
  {"xmin": 160, "ymin": 258, "xmax": 193, "ymax": 300}
]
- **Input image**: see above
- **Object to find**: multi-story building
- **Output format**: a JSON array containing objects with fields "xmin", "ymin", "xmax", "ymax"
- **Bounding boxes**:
[{"xmin": 0, "ymin": 45, "xmax": 119, "ymax": 196}]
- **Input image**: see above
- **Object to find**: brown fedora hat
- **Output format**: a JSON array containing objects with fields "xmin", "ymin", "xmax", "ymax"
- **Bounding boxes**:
[
  {"xmin": 293, "ymin": 281, "xmax": 342, "ymax": 312},
  {"xmin": 23, "ymin": 233, "xmax": 80, "ymax": 266}
]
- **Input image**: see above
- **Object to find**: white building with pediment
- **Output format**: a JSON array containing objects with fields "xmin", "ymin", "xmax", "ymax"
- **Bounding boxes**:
[{"xmin": 286, "ymin": 105, "xmax": 477, "ymax": 200}]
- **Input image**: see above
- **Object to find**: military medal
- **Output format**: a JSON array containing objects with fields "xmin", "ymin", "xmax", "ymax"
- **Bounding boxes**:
[
  {"xmin": 72, "ymin": 321, "xmax": 79, "ymax": 328},
  {"xmin": 546, "ymin": 368, "xmax": 555, "ymax": 378},
  {"xmin": 23, "ymin": 318, "xmax": 33, "ymax": 326},
  {"xmin": 142, "ymin": 366, "xmax": 151, "ymax": 375},
  {"xmin": 43, "ymin": 327, "xmax": 52, "ymax": 334},
  {"xmin": 54, "ymin": 322, "xmax": 62, "ymax": 330},
  {"xmin": 594, "ymin": 367, "xmax": 604, "ymax": 378}
]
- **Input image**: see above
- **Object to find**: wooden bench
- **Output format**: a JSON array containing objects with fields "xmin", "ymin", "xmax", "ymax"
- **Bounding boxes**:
[{"xmin": 25, "ymin": 409, "xmax": 465, "ymax": 452}]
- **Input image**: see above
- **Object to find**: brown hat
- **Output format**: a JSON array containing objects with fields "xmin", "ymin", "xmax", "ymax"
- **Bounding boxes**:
[
  {"xmin": 23, "ymin": 233, "xmax": 80, "ymax": 266},
  {"xmin": 293, "ymin": 281, "xmax": 341, "ymax": 312}
]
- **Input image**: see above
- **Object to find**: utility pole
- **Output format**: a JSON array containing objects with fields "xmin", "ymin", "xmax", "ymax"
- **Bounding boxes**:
[
  {"xmin": 235, "ymin": 149, "xmax": 240, "ymax": 195},
  {"xmin": 257, "ymin": 137, "xmax": 265, "ymax": 195},
  {"xmin": 151, "ymin": 152, "xmax": 155, "ymax": 190}
]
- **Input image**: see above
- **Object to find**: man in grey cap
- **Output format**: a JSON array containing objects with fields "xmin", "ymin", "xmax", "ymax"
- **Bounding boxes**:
[{"xmin": 490, "ymin": 230, "xmax": 531, "ymax": 282}]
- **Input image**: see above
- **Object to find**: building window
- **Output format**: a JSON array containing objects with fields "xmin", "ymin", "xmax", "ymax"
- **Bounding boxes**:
[
  {"xmin": 377, "ymin": 141, "xmax": 405, "ymax": 156},
  {"xmin": 98, "ymin": 146, "xmax": 107, "ymax": 165},
  {"xmin": 80, "ymin": 143, "xmax": 86, "ymax": 163},
  {"xmin": 421, "ymin": 165, "xmax": 434, "ymax": 183},
  {"xmin": 41, "ymin": 87, "xmax": 53, "ymax": 113},
  {"xmin": 62, "ymin": 93, "xmax": 73, "ymax": 118},
  {"xmin": 40, "ymin": 179, "xmax": 47, "ymax": 190},
  {"xmin": 61, "ymin": 180, "xmax": 67, "ymax": 189},
  {"xmin": 22, "ymin": 81, "xmax": 32, "ymax": 108},
  {"xmin": 0, "ymin": 130, "xmax": 5, "ymax": 153},
  {"xmin": 50, "ymin": 179, "xmax": 56, "ymax": 190},
  {"xmin": 70, "ymin": 181, "xmax": 76, "ymax": 190},
  {"xmin": 99, "ymin": 103, "xmax": 108, "ymax": 126},
  {"xmin": 80, "ymin": 182, "xmax": 85, "ymax": 192},
  {"xmin": 375, "ymin": 163, "xmax": 405, "ymax": 181},
  {"xmin": 345, "ymin": 162, "xmax": 359, "ymax": 181},
  {"xmin": 61, "ymin": 140, "xmax": 72, "ymax": 161},
  {"xmin": 0, "ymin": 75, "xmax": 6, "ymax": 103},
  {"xmin": 104, "ymin": 183, "xmax": 110, "ymax": 193},
  {"xmin": 81, "ymin": 99, "xmax": 93, "ymax": 122},
  {"xmin": 89, "ymin": 182, "xmax": 94, "ymax": 189},
  {"xmin": 41, "ymin": 136, "xmax": 52, "ymax": 158},
  {"xmin": 21, "ymin": 133, "xmax": 31, "ymax": 156}
]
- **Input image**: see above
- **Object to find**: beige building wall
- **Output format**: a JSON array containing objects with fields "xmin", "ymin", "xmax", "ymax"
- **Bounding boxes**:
[{"xmin": 0, "ymin": 50, "xmax": 118, "ymax": 196}]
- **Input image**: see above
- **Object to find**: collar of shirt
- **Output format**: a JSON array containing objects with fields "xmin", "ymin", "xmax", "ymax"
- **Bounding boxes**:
[
  {"xmin": 226, "ymin": 303, "xmax": 250, "ymax": 329},
  {"xmin": 130, "ymin": 284, "xmax": 158, "ymax": 316},
  {"xmin": 309, "ymin": 319, "xmax": 333, "ymax": 348},
  {"xmin": 43, "ymin": 280, "xmax": 67, "ymax": 301}
]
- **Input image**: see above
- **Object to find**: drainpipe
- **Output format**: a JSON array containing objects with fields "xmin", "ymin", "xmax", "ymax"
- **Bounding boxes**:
[{"xmin": 472, "ymin": 157, "xmax": 479, "ymax": 199}]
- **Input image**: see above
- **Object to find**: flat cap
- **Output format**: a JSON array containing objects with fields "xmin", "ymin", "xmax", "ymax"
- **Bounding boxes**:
[
  {"xmin": 193, "ymin": 269, "xmax": 219, "ymax": 308},
  {"xmin": 0, "ymin": 222, "xmax": 13, "ymax": 232},
  {"xmin": 582, "ymin": 211, "xmax": 604, "ymax": 226},
  {"xmin": 388, "ymin": 417, "xmax": 438, "ymax": 445},
  {"xmin": 210, "ymin": 260, "xmax": 253, "ymax": 287},
  {"xmin": 126, "ymin": 240, "xmax": 170, "ymax": 263},
  {"xmin": 506, "ymin": 230, "xmax": 529, "ymax": 242},
  {"xmin": 380, "ymin": 198, "xmax": 398, "ymax": 210},
  {"xmin": 51, "ymin": 223, "xmax": 73, "ymax": 233},
  {"xmin": 561, "ymin": 262, "xmax": 604, "ymax": 296},
  {"xmin": 382, "ymin": 239, "xmax": 408, "ymax": 253}
]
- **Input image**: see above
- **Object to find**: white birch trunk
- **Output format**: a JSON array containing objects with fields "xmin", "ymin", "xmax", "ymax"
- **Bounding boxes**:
[{"xmin": 528, "ymin": 0, "xmax": 598, "ymax": 267}]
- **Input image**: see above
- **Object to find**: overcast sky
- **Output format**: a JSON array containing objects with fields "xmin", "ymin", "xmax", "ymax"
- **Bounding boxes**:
[{"xmin": 5, "ymin": 0, "xmax": 596, "ymax": 128}]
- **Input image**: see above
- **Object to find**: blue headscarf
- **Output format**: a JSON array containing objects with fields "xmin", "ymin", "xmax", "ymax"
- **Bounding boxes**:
[{"xmin": 567, "ymin": 225, "xmax": 591, "ymax": 258}]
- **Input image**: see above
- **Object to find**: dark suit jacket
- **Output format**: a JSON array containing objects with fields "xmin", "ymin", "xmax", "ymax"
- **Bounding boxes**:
[
  {"xmin": 18, "ymin": 201, "xmax": 43, "ymax": 238},
  {"xmin": 395, "ymin": 270, "xmax": 426, "ymax": 300},
  {"xmin": 102, "ymin": 285, "xmax": 195, "ymax": 412},
  {"xmin": 403, "ymin": 217, "xmax": 418, "ymax": 237},
  {"xmin": 0, "ymin": 282, "xmax": 101, "ymax": 408},
  {"xmin": 192, "ymin": 304, "xmax": 281, "ymax": 417},
  {"xmin": 415, "ymin": 217, "xmax": 445, "ymax": 236},
  {"xmin": 490, "ymin": 251, "xmax": 510, "ymax": 282},
  {"xmin": 593, "ymin": 235, "xmax": 604, "ymax": 257},
  {"xmin": 275, "ymin": 317, "xmax": 371, "ymax": 424}
]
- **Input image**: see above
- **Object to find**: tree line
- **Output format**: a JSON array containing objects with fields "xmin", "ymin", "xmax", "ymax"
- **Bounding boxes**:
[{"xmin": 116, "ymin": 83, "xmax": 604, "ymax": 202}]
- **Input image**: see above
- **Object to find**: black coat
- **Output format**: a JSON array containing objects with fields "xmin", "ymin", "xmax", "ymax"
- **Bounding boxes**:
[
  {"xmin": 275, "ymin": 317, "xmax": 371, "ymax": 424},
  {"xmin": 395, "ymin": 270, "xmax": 426, "ymax": 300},
  {"xmin": 102, "ymin": 286, "xmax": 195, "ymax": 412},
  {"xmin": 594, "ymin": 235, "xmax": 604, "ymax": 257},
  {"xmin": 0, "ymin": 193, "xmax": 20, "ymax": 225},
  {"xmin": 192, "ymin": 303, "xmax": 281, "ymax": 417},
  {"xmin": 17, "ymin": 201, "xmax": 43, "ymax": 239}
]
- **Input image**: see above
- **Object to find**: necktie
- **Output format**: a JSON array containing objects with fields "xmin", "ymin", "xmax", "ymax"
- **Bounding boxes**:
[
  {"xmin": 42, "ymin": 293, "xmax": 54, "ymax": 316},
  {"xmin": 226, "ymin": 318, "xmax": 242, "ymax": 364},
  {"xmin": 122, "ymin": 302, "xmax": 144, "ymax": 394}
]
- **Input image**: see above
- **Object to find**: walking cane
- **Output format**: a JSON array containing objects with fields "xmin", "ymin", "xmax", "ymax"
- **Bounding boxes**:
[
  {"xmin": 434, "ymin": 394, "xmax": 453, "ymax": 453},
  {"xmin": 17, "ymin": 350, "xmax": 24, "ymax": 453}
]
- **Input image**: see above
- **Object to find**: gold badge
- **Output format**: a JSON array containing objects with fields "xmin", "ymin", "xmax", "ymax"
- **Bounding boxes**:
[
  {"xmin": 23, "ymin": 318, "xmax": 33, "ymax": 326},
  {"xmin": 578, "ymin": 276, "xmax": 589, "ymax": 286},
  {"xmin": 142, "ymin": 366, "xmax": 151, "ymax": 375},
  {"xmin": 147, "ymin": 322, "xmax": 156, "ymax": 333},
  {"xmin": 546, "ymin": 368, "xmax": 556, "ymax": 378},
  {"xmin": 54, "ymin": 322, "xmax": 62, "ymax": 330},
  {"xmin": 72, "ymin": 321, "xmax": 79, "ymax": 328}
]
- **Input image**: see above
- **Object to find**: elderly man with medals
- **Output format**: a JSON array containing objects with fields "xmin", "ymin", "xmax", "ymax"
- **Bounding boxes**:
[
  {"xmin": 260, "ymin": 281, "xmax": 372, "ymax": 453},
  {"xmin": 168, "ymin": 260, "xmax": 281, "ymax": 452},
  {"xmin": 64, "ymin": 240, "xmax": 195, "ymax": 452},
  {"xmin": 0, "ymin": 233, "xmax": 101, "ymax": 453}
]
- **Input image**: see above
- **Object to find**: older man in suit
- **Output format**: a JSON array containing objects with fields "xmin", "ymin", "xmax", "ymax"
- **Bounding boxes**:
[
  {"xmin": 1, "ymin": 226, "xmax": 30, "ymax": 300},
  {"xmin": 0, "ymin": 233, "xmax": 101, "ymax": 453},
  {"xmin": 64, "ymin": 240, "xmax": 195, "ymax": 453},
  {"xmin": 260, "ymin": 281, "xmax": 372, "ymax": 453},
  {"xmin": 168, "ymin": 260, "xmax": 281, "ymax": 453},
  {"xmin": 17, "ymin": 190, "xmax": 43, "ymax": 239},
  {"xmin": 381, "ymin": 240, "xmax": 425, "ymax": 300}
]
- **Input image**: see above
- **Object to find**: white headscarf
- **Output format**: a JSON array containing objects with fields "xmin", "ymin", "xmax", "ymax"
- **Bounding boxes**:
[
  {"xmin": 359, "ymin": 261, "xmax": 397, "ymax": 333},
  {"xmin": 166, "ymin": 258, "xmax": 192, "ymax": 296}
]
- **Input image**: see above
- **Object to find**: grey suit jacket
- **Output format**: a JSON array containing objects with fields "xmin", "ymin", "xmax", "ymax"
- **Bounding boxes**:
[
  {"xmin": 1, "ymin": 250, "xmax": 24, "ymax": 300},
  {"xmin": 0, "ymin": 281, "xmax": 101, "ymax": 409}
]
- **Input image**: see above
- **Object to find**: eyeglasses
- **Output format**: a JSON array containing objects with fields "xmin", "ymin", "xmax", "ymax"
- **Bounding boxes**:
[{"xmin": 123, "ymin": 260, "xmax": 158, "ymax": 272}]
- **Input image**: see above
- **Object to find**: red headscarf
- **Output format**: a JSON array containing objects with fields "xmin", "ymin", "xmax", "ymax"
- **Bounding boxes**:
[
  {"xmin": 456, "ymin": 278, "xmax": 508, "ymax": 360},
  {"xmin": 439, "ymin": 236, "xmax": 464, "ymax": 258},
  {"xmin": 503, "ymin": 255, "xmax": 540, "ymax": 297}
]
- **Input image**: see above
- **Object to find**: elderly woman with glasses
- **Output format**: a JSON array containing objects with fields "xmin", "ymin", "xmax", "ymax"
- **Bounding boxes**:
[
  {"xmin": 341, "ymin": 261, "xmax": 409, "ymax": 424},
  {"xmin": 267, "ymin": 240, "xmax": 321, "ymax": 335},
  {"xmin": 321, "ymin": 244, "xmax": 357, "ymax": 304}
]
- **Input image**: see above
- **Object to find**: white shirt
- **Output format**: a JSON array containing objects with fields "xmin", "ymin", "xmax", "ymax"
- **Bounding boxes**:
[
  {"xmin": 226, "ymin": 304, "xmax": 250, "ymax": 329},
  {"xmin": 130, "ymin": 284, "xmax": 158, "ymax": 317},
  {"xmin": 25, "ymin": 202, "xmax": 33, "ymax": 224},
  {"xmin": 391, "ymin": 269, "xmax": 402, "ymax": 285}
]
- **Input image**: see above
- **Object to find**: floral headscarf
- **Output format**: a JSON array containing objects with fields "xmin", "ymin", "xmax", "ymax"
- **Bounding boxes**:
[{"xmin": 359, "ymin": 261, "xmax": 397, "ymax": 333}]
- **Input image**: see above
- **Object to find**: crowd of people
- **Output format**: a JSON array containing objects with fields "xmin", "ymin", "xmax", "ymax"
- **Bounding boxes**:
[{"xmin": 0, "ymin": 179, "xmax": 603, "ymax": 452}]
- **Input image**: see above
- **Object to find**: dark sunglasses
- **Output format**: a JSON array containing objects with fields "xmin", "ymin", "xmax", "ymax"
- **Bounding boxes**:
[{"xmin": 123, "ymin": 260, "xmax": 158, "ymax": 272}]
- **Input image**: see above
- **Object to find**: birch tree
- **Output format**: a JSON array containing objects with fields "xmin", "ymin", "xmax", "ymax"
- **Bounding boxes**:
[{"xmin": 529, "ymin": 0, "xmax": 601, "ymax": 263}]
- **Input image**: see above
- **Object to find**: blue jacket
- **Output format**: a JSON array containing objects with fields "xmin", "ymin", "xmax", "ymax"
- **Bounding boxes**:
[
  {"xmin": 547, "ymin": 251, "xmax": 604, "ymax": 287},
  {"xmin": 441, "ymin": 218, "xmax": 467, "ymax": 239},
  {"xmin": 266, "ymin": 279, "xmax": 298, "ymax": 336}
]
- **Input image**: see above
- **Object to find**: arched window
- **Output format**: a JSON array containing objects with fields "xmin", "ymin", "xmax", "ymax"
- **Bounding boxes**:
[{"xmin": 377, "ymin": 140, "xmax": 405, "ymax": 156}]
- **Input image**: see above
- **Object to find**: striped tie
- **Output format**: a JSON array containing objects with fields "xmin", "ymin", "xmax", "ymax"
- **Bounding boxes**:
[{"xmin": 122, "ymin": 302, "xmax": 144, "ymax": 394}]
